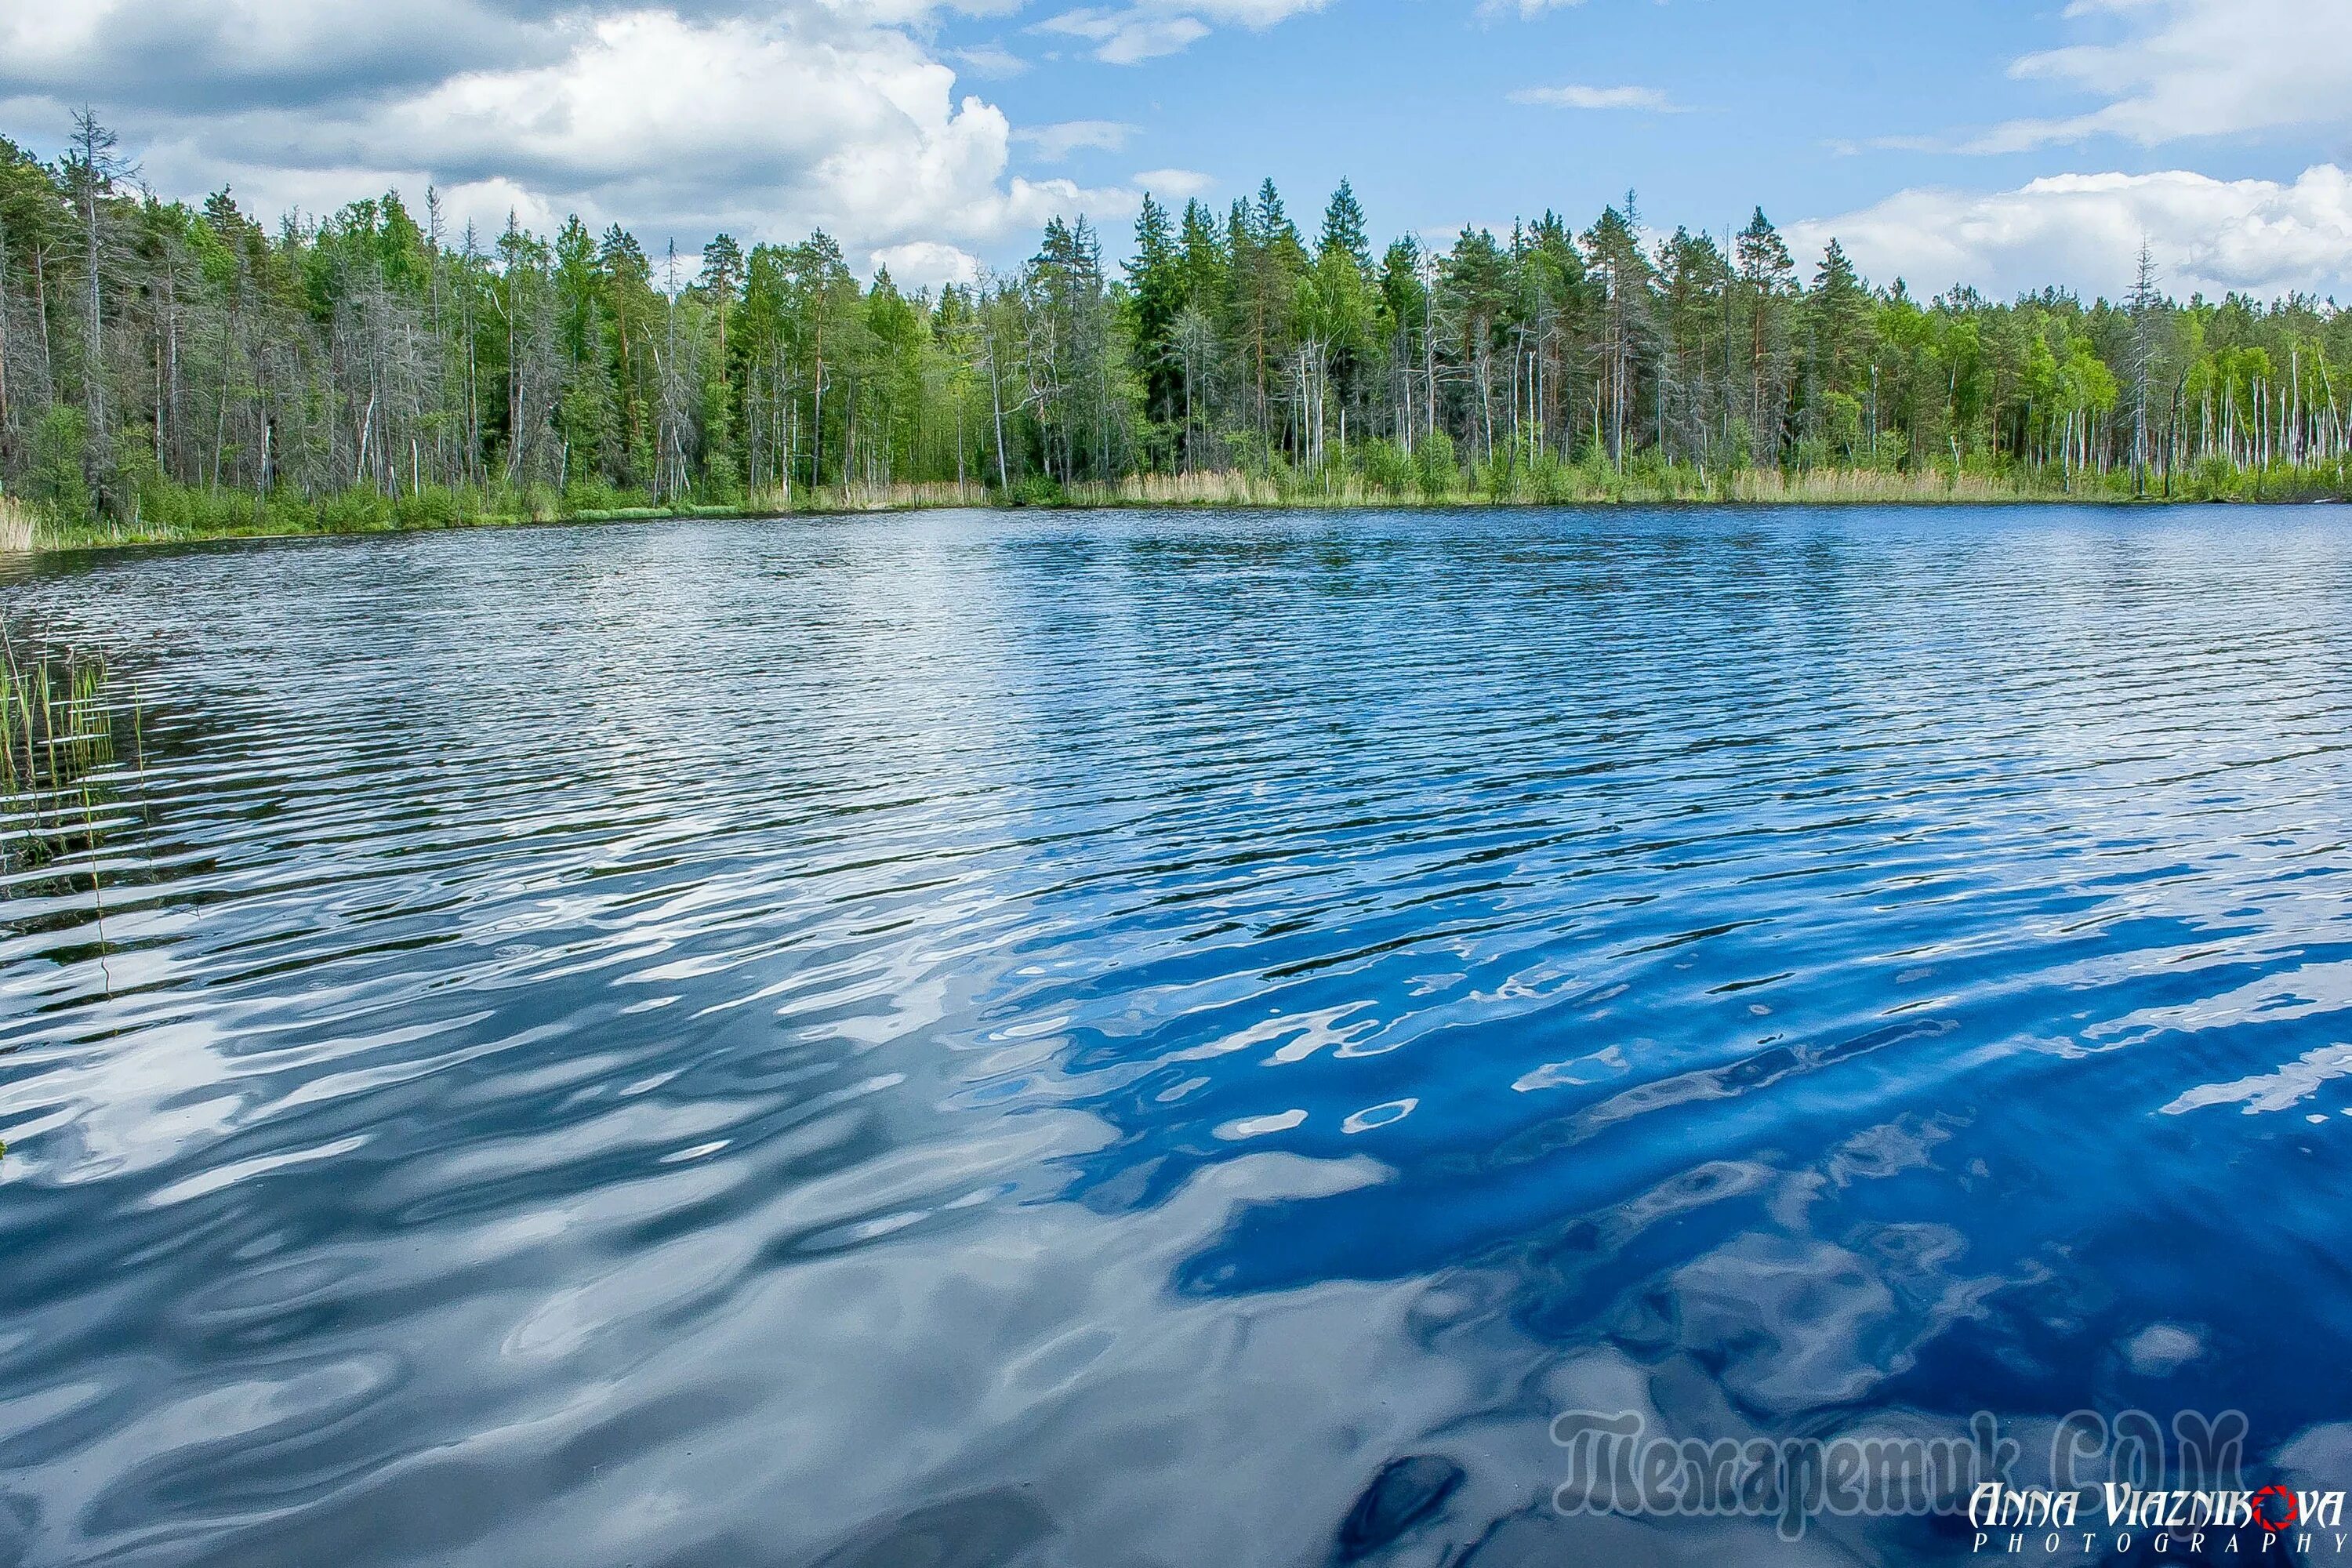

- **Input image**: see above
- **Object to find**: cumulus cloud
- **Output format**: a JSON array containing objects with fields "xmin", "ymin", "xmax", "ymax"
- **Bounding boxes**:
[
  {"xmin": 1790, "ymin": 164, "xmax": 2352, "ymax": 302},
  {"xmin": 0, "ymin": 1, "xmax": 1195, "ymax": 270},
  {"xmin": 1969, "ymin": 0, "xmax": 2352, "ymax": 151},
  {"xmin": 0, "ymin": 0, "xmax": 548, "ymax": 114},
  {"xmin": 1507, "ymin": 83, "xmax": 1677, "ymax": 111},
  {"xmin": 870, "ymin": 239, "xmax": 985, "ymax": 288}
]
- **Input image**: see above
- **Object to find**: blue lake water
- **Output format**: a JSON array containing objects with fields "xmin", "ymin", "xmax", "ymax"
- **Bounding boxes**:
[{"xmin": 5, "ymin": 505, "xmax": 2352, "ymax": 1565}]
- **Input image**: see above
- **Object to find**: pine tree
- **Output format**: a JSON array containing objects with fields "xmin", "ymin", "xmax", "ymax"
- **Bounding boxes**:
[
  {"xmin": 1126, "ymin": 193, "xmax": 1184, "ymax": 432},
  {"xmin": 1735, "ymin": 207, "xmax": 1797, "ymax": 462}
]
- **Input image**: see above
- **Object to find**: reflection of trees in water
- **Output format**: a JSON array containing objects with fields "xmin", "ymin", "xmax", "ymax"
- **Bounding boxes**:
[{"xmin": 0, "ymin": 624, "xmax": 155, "ymax": 955}]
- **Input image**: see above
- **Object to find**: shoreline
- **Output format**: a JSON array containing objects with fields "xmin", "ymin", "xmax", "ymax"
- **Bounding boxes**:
[{"xmin": 5, "ymin": 474, "xmax": 2342, "ymax": 557}]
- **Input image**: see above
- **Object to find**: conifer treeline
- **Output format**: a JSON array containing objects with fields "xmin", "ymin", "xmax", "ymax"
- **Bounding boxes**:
[{"xmin": 4, "ymin": 117, "xmax": 2350, "ymax": 527}]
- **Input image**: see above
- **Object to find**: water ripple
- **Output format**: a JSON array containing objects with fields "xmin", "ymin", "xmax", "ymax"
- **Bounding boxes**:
[{"xmin": 5, "ymin": 507, "xmax": 2352, "ymax": 1564}]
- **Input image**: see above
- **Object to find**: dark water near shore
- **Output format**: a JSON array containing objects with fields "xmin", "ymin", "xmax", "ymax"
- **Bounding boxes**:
[{"xmin": 5, "ymin": 506, "xmax": 2352, "ymax": 1566}]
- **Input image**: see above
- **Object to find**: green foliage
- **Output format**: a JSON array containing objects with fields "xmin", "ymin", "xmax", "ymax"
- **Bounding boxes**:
[
  {"xmin": 1415, "ymin": 431, "xmax": 1458, "ymax": 500},
  {"xmin": 0, "ymin": 637, "xmax": 142, "ymax": 887},
  {"xmin": 2, "ymin": 115, "xmax": 2346, "ymax": 542},
  {"xmin": 1358, "ymin": 437, "xmax": 1416, "ymax": 495},
  {"xmin": 27, "ymin": 409, "xmax": 94, "ymax": 524},
  {"xmin": 1011, "ymin": 474, "xmax": 1068, "ymax": 507}
]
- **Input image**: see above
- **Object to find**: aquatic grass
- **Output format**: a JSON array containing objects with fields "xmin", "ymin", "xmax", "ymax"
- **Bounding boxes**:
[
  {"xmin": 1720, "ymin": 466, "xmax": 2057, "ymax": 504},
  {"xmin": 18, "ymin": 456, "xmax": 2347, "ymax": 557},
  {"xmin": 745, "ymin": 480, "xmax": 995, "ymax": 514},
  {"xmin": 1044, "ymin": 462, "xmax": 2074, "ymax": 509},
  {"xmin": 0, "ymin": 627, "xmax": 150, "ymax": 973}
]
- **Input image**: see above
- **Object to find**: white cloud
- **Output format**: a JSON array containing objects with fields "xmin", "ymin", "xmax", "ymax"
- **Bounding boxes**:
[
  {"xmin": 949, "ymin": 42, "xmax": 1030, "ymax": 78},
  {"xmin": 1172, "ymin": 0, "xmax": 1334, "ymax": 25},
  {"xmin": 360, "ymin": 12, "xmax": 1021, "ymax": 244},
  {"xmin": 1034, "ymin": 0, "xmax": 1327, "ymax": 65},
  {"xmin": 870, "ymin": 239, "xmax": 983, "ymax": 288},
  {"xmin": 1036, "ymin": 8, "xmax": 1211, "ymax": 63},
  {"xmin": 1507, "ymin": 83, "xmax": 1677, "ymax": 111},
  {"xmin": 1479, "ymin": 0, "xmax": 1586, "ymax": 18},
  {"xmin": 0, "ymin": 0, "xmax": 544, "ymax": 112},
  {"xmin": 1132, "ymin": 167, "xmax": 1216, "ymax": 201},
  {"xmin": 1013, "ymin": 118, "xmax": 1137, "ymax": 162},
  {"xmin": 1791, "ymin": 164, "xmax": 2352, "ymax": 302},
  {"xmin": 0, "ymin": 2, "xmax": 1185, "ymax": 267},
  {"xmin": 1971, "ymin": 0, "xmax": 2352, "ymax": 151}
]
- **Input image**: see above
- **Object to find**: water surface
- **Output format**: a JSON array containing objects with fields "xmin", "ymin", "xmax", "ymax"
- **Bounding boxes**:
[{"xmin": 5, "ymin": 506, "xmax": 2352, "ymax": 1565}]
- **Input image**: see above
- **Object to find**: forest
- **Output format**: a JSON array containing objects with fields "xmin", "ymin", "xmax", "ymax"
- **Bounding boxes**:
[{"xmin": 3, "ymin": 112, "xmax": 2350, "ymax": 543}]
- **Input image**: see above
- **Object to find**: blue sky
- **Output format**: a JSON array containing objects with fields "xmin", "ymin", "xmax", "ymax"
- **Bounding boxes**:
[
  {"xmin": 985, "ymin": 0, "xmax": 2100, "ymax": 230},
  {"xmin": 4, "ymin": 0, "xmax": 2349, "ymax": 299}
]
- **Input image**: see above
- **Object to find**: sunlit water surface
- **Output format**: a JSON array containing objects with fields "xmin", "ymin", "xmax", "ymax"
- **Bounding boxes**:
[{"xmin": 5, "ymin": 506, "xmax": 2352, "ymax": 1566}]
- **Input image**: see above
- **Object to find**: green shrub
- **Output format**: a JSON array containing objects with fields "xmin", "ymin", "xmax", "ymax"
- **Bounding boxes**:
[
  {"xmin": 28, "ymin": 408, "xmax": 94, "ymax": 525},
  {"xmin": 1011, "ymin": 474, "xmax": 1067, "ymax": 507},
  {"xmin": 1357, "ymin": 438, "xmax": 1415, "ymax": 496},
  {"xmin": 392, "ymin": 488, "xmax": 466, "ymax": 529},
  {"xmin": 1414, "ymin": 430, "xmax": 1457, "ymax": 500}
]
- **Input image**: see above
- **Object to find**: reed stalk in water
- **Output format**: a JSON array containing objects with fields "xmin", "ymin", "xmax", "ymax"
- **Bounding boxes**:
[{"xmin": 0, "ymin": 629, "xmax": 134, "ymax": 909}]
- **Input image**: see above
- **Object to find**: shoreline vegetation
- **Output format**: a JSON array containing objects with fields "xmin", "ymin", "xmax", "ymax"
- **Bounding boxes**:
[
  {"xmin": 4, "ymin": 113, "xmax": 2350, "ymax": 556},
  {"xmin": 5, "ymin": 460, "xmax": 2349, "ymax": 554}
]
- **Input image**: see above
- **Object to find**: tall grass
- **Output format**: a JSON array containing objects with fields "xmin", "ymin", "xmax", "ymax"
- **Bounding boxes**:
[
  {"xmin": 745, "ymin": 480, "xmax": 994, "ymax": 513},
  {"xmin": 8, "ymin": 455, "xmax": 2343, "ymax": 551},
  {"xmin": 0, "ymin": 626, "xmax": 148, "ymax": 973},
  {"xmin": 1722, "ymin": 467, "xmax": 2049, "ymax": 503},
  {"xmin": 1028, "ymin": 460, "xmax": 2060, "ymax": 509},
  {"xmin": 2, "ymin": 635, "xmax": 109, "ymax": 820}
]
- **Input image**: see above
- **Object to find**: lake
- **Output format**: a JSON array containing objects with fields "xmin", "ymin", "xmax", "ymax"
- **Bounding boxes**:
[{"xmin": 5, "ymin": 505, "xmax": 2352, "ymax": 1565}]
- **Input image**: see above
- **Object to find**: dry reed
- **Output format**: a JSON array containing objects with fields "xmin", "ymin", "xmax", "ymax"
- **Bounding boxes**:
[{"xmin": 0, "ymin": 495, "xmax": 35, "ymax": 554}]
